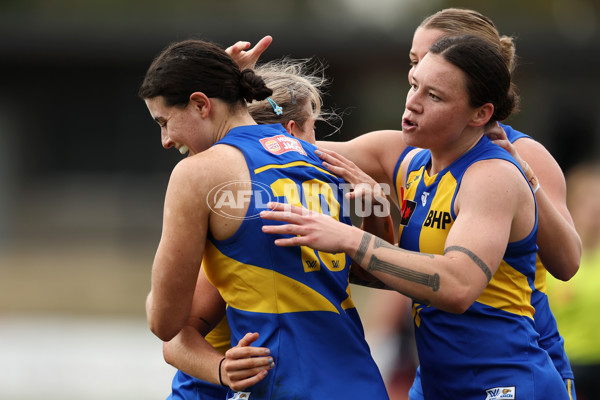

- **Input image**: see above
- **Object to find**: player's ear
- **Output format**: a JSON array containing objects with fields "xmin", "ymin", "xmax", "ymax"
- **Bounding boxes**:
[
  {"xmin": 189, "ymin": 92, "xmax": 210, "ymax": 118},
  {"xmin": 469, "ymin": 103, "xmax": 494, "ymax": 128},
  {"xmin": 284, "ymin": 120, "xmax": 297, "ymax": 136}
]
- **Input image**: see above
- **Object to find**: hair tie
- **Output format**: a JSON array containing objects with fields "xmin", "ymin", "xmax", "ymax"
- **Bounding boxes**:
[
  {"xmin": 288, "ymin": 86, "xmax": 297, "ymax": 105},
  {"xmin": 267, "ymin": 97, "xmax": 283, "ymax": 115}
]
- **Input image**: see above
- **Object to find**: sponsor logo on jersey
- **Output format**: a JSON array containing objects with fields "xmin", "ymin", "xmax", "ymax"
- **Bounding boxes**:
[
  {"xmin": 399, "ymin": 187, "xmax": 417, "ymax": 226},
  {"xmin": 260, "ymin": 135, "xmax": 307, "ymax": 156},
  {"xmin": 423, "ymin": 210, "xmax": 452, "ymax": 230},
  {"xmin": 485, "ymin": 386, "xmax": 516, "ymax": 400}
]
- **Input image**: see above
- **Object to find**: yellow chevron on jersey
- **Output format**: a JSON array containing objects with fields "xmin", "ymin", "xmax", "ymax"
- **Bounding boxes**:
[
  {"xmin": 341, "ymin": 284, "xmax": 356, "ymax": 311},
  {"xmin": 254, "ymin": 160, "xmax": 336, "ymax": 177},
  {"xmin": 203, "ymin": 240, "xmax": 341, "ymax": 315}
]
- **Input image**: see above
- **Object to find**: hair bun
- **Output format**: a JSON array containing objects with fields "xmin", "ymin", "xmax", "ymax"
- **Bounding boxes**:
[{"xmin": 239, "ymin": 69, "xmax": 272, "ymax": 103}]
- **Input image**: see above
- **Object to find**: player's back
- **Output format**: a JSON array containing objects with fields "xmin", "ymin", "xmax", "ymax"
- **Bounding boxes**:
[{"xmin": 203, "ymin": 124, "xmax": 388, "ymax": 399}]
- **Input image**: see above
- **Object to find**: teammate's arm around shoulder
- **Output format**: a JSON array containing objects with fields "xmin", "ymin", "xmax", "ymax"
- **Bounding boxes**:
[
  {"xmin": 513, "ymin": 138, "xmax": 581, "ymax": 280},
  {"xmin": 261, "ymin": 159, "xmax": 535, "ymax": 313},
  {"xmin": 317, "ymin": 130, "xmax": 406, "ymax": 186},
  {"xmin": 147, "ymin": 155, "xmax": 220, "ymax": 341}
]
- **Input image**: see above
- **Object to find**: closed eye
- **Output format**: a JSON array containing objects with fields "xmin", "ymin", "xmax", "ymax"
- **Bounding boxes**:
[{"xmin": 154, "ymin": 117, "xmax": 167, "ymax": 128}]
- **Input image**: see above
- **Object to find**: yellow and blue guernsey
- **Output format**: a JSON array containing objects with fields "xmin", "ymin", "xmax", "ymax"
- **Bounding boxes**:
[
  {"xmin": 395, "ymin": 135, "xmax": 569, "ymax": 399},
  {"xmin": 202, "ymin": 124, "xmax": 388, "ymax": 400},
  {"xmin": 406, "ymin": 125, "xmax": 575, "ymax": 400}
]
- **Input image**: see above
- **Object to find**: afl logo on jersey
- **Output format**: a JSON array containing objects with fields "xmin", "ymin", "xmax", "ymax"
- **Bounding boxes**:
[{"xmin": 260, "ymin": 135, "xmax": 307, "ymax": 156}]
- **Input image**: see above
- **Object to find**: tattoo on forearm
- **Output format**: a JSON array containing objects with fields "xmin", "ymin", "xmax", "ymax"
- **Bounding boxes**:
[
  {"xmin": 444, "ymin": 245, "xmax": 492, "ymax": 282},
  {"xmin": 354, "ymin": 232, "xmax": 373, "ymax": 264},
  {"xmin": 374, "ymin": 237, "xmax": 435, "ymax": 259},
  {"xmin": 367, "ymin": 255, "xmax": 440, "ymax": 292}
]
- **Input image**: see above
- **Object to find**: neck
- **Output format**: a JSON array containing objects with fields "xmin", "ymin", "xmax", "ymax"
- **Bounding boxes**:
[
  {"xmin": 212, "ymin": 104, "xmax": 257, "ymax": 143},
  {"xmin": 428, "ymin": 131, "xmax": 483, "ymax": 175}
]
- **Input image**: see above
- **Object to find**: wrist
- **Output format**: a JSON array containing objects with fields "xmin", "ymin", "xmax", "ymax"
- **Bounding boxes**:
[
  {"xmin": 522, "ymin": 162, "xmax": 540, "ymax": 194},
  {"xmin": 218, "ymin": 357, "xmax": 227, "ymax": 387}
]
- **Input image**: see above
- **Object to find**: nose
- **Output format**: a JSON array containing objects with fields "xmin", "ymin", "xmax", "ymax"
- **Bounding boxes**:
[
  {"xmin": 405, "ymin": 88, "xmax": 422, "ymax": 114},
  {"xmin": 407, "ymin": 67, "xmax": 415, "ymax": 84},
  {"xmin": 161, "ymin": 129, "xmax": 174, "ymax": 149}
]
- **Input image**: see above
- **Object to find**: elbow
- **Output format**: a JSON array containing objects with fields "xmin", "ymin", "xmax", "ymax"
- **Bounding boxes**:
[
  {"xmin": 146, "ymin": 292, "xmax": 186, "ymax": 341},
  {"xmin": 551, "ymin": 260, "xmax": 580, "ymax": 282},
  {"xmin": 438, "ymin": 286, "xmax": 476, "ymax": 314},
  {"xmin": 148, "ymin": 316, "xmax": 183, "ymax": 342},
  {"xmin": 162, "ymin": 341, "xmax": 177, "ymax": 367},
  {"xmin": 541, "ymin": 244, "xmax": 582, "ymax": 282}
]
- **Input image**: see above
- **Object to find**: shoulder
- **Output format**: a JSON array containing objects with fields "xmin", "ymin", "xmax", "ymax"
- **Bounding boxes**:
[
  {"xmin": 169, "ymin": 145, "xmax": 248, "ymax": 194},
  {"xmin": 459, "ymin": 158, "xmax": 528, "ymax": 206}
]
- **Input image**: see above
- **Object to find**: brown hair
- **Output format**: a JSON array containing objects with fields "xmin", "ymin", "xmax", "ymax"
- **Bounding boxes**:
[
  {"xmin": 420, "ymin": 8, "xmax": 517, "ymax": 74},
  {"xmin": 430, "ymin": 35, "xmax": 519, "ymax": 122},
  {"xmin": 139, "ymin": 39, "xmax": 272, "ymax": 108}
]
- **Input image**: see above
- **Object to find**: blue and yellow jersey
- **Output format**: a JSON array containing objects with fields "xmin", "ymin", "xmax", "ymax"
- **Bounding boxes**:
[
  {"xmin": 202, "ymin": 124, "xmax": 388, "ymax": 400},
  {"xmin": 395, "ymin": 135, "xmax": 568, "ymax": 399}
]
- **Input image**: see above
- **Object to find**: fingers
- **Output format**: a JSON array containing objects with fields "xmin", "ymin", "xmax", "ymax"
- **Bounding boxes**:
[
  {"xmin": 316, "ymin": 148, "xmax": 353, "ymax": 169},
  {"xmin": 484, "ymin": 122, "xmax": 508, "ymax": 141},
  {"xmin": 250, "ymin": 35, "xmax": 273, "ymax": 58},
  {"xmin": 260, "ymin": 203, "xmax": 316, "ymax": 230},
  {"xmin": 224, "ymin": 332, "xmax": 275, "ymax": 391},
  {"xmin": 227, "ymin": 368, "xmax": 269, "ymax": 392},
  {"xmin": 226, "ymin": 41, "xmax": 251, "ymax": 56},
  {"xmin": 263, "ymin": 202, "xmax": 310, "ymax": 215},
  {"xmin": 237, "ymin": 331, "xmax": 260, "ymax": 347}
]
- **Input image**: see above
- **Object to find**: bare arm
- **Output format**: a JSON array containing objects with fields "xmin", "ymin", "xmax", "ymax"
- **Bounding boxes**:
[
  {"xmin": 261, "ymin": 160, "xmax": 533, "ymax": 312},
  {"xmin": 162, "ymin": 268, "xmax": 228, "ymax": 384},
  {"xmin": 314, "ymin": 147, "xmax": 395, "ymax": 287},
  {"xmin": 514, "ymin": 138, "xmax": 581, "ymax": 280},
  {"xmin": 146, "ymin": 158, "xmax": 213, "ymax": 341},
  {"xmin": 317, "ymin": 130, "xmax": 407, "ymax": 193},
  {"xmin": 163, "ymin": 267, "xmax": 274, "ymax": 390},
  {"xmin": 487, "ymin": 126, "xmax": 581, "ymax": 280}
]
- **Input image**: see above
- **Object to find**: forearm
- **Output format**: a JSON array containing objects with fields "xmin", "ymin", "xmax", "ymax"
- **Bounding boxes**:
[
  {"xmin": 163, "ymin": 326, "xmax": 225, "ymax": 386},
  {"xmin": 345, "ymin": 230, "xmax": 480, "ymax": 313},
  {"xmin": 513, "ymin": 139, "xmax": 581, "ymax": 280},
  {"xmin": 350, "ymin": 210, "xmax": 395, "ymax": 289},
  {"xmin": 146, "ymin": 290, "xmax": 187, "ymax": 342},
  {"xmin": 146, "ymin": 280, "xmax": 194, "ymax": 341},
  {"xmin": 534, "ymin": 187, "xmax": 581, "ymax": 280}
]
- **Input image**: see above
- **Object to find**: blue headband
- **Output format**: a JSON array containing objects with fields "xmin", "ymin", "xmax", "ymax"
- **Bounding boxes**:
[{"xmin": 267, "ymin": 97, "xmax": 283, "ymax": 115}]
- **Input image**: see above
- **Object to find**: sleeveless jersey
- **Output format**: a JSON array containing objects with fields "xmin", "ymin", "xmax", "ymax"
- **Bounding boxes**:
[
  {"xmin": 408, "ymin": 125, "xmax": 575, "ymax": 400},
  {"xmin": 394, "ymin": 135, "xmax": 568, "ymax": 399},
  {"xmin": 202, "ymin": 124, "xmax": 388, "ymax": 400}
]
